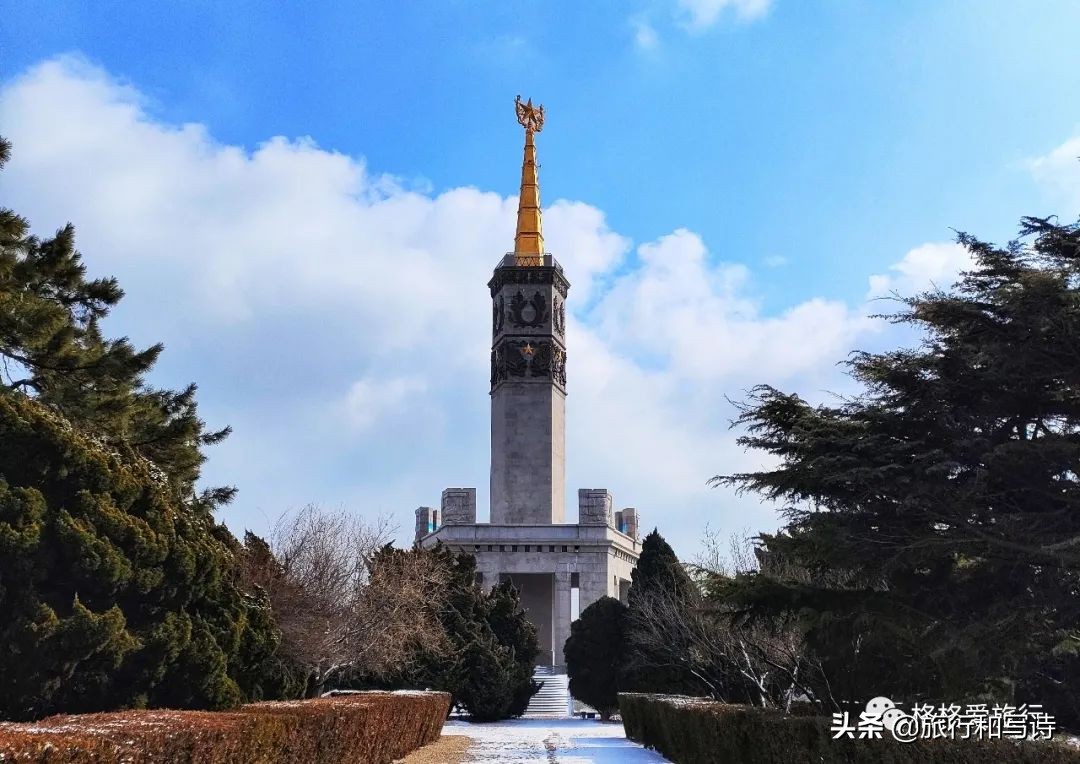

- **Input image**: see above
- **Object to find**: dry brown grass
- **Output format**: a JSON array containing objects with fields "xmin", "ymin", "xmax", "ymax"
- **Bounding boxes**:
[{"xmin": 394, "ymin": 732, "xmax": 471, "ymax": 764}]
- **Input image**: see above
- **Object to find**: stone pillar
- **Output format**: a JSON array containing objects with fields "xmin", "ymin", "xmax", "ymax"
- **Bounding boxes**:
[
  {"xmin": 414, "ymin": 506, "xmax": 436, "ymax": 543},
  {"xmin": 578, "ymin": 573, "xmax": 608, "ymax": 614},
  {"xmin": 577, "ymin": 549, "xmax": 610, "ymax": 617},
  {"xmin": 621, "ymin": 508, "xmax": 639, "ymax": 539},
  {"xmin": 489, "ymin": 259, "xmax": 570, "ymax": 526},
  {"xmin": 578, "ymin": 489, "xmax": 613, "ymax": 527},
  {"xmin": 441, "ymin": 488, "xmax": 476, "ymax": 524},
  {"xmin": 553, "ymin": 569, "xmax": 572, "ymax": 671}
]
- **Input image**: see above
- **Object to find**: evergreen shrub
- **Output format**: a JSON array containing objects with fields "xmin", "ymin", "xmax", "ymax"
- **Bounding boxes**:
[
  {"xmin": 0, "ymin": 691, "xmax": 450, "ymax": 763},
  {"xmin": 619, "ymin": 694, "xmax": 1080, "ymax": 764}
]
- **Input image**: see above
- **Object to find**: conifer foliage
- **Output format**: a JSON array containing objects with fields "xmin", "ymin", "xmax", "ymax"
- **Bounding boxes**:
[
  {"xmin": 486, "ymin": 579, "xmax": 544, "ymax": 717},
  {"xmin": 564, "ymin": 596, "xmax": 628, "ymax": 720},
  {"xmin": 715, "ymin": 217, "xmax": 1080, "ymax": 719},
  {"xmin": 0, "ymin": 138, "xmax": 280, "ymax": 720},
  {"xmin": 396, "ymin": 547, "xmax": 540, "ymax": 721},
  {"xmin": 621, "ymin": 529, "xmax": 702, "ymax": 695},
  {"xmin": 0, "ymin": 138, "xmax": 231, "ymax": 513}
]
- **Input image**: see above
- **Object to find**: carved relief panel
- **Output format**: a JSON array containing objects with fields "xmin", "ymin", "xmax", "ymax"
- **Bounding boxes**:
[
  {"xmin": 493, "ymin": 287, "xmax": 561, "ymax": 340},
  {"xmin": 492, "ymin": 295, "xmax": 505, "ymax": 334},
  {"xmin": 507, "ymin": 289, "xmax": 549, "ymax": 329},
  {"xmin": 490, "ymin": 339, "xmax": 567, "ymax": 390}
]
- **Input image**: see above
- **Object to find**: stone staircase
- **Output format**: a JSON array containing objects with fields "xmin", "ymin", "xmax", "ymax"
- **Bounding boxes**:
[{"xmin": 524, "ymin": 665, "xmax": 571, "ymax": 717}]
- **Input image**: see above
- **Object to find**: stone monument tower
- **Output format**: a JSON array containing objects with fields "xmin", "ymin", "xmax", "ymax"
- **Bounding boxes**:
[
  {"xmin": 489, "ymin": 95, "xmax": 567, "ymax": 526},
  {"xmin": 415, "ymin": 97, "xmax": 641, "ymax": 672}
]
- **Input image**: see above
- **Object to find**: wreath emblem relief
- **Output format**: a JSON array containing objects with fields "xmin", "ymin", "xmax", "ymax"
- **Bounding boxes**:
[
  {"xmin": 507, "ymin": 290, "xmax": 549, "ymax": 329},
  {"xmin": 552, "ymin": 347, "xmax": 566, "ymax": 387},
  {"xmin": 493, "ymin": 296, "xmax": 505, "ymax": 334},
  {"xmin": 552, "ymin": 296, "xmax": 565, "ymax": 335}
]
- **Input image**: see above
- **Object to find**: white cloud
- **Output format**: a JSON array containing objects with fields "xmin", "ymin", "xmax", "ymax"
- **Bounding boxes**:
[
  {"xmin": 677, "ymin": 0, "xmax": 773, "ymax": 30},
  {"xmin": 866, "ymin": 242, "xmax": 972, "ymax": 300},
  {"xmin": 0, "ymin": 59, "xmax": 543, "ymax": 349},
  {"xmin": 868, "ymin": 132, "xmax": 1080, "ymax": 307},
  {"xmin": 345, "ymin": 376, "xmax": 427, "ymax": 431},
  {"xmin": 631, "ymin": 16, "xmax": 660, "ymax": 50},
  {"xmin": 1029, "ymin": 134, "xmax": 1080, "ymax": 212},
  {"xmin": 2, "ymin": 55, "xmax": 925, "ymax": 558},
  {"xmin": 0, "ymin": 56, "xmax": 645, "ymax": 540},
  {"xmin": 544, "ymin": 201, "xmax": 631, "ymax": 302},
  {"xmin": 763, "ymin": 254, "xmax": 788, "ymax": 267},
  {"xmin": 591, "ymin": 229, "xmax": 870, "ymax": 383}
]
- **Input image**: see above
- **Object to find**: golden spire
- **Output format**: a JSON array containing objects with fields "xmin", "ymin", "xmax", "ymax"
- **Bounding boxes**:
[{"xmin": 513, "ymin": 95, "xmax": 545, "ymax": 264}]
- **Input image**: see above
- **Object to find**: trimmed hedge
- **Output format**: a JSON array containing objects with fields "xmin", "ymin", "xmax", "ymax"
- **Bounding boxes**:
[
  {"xmin": 0, "ymin": 690, "xmax": 450, "ymax": 763},
  {"xmin": 619, "ymin": 694, "xmax": 1080, "ymax": 764}
]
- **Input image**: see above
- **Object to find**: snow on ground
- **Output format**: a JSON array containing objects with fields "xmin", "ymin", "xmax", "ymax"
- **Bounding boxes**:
[{"xmin": 441, "ymin": 718, "xmax": 670, "ymax": 763}]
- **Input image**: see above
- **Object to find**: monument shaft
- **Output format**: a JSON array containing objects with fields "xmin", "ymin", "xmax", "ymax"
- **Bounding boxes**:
[
  {"xmin": 415, "ymin": 96, "xmax": 640, "ymax": 674},
  {"xmin": 488, "ymin": 258, "xmax": 569, "ymax": 524}
]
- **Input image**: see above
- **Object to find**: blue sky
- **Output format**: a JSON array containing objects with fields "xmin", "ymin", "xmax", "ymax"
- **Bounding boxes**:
[{"xmin": 3, "ymin": 0, "xmax": 1080, "ymax": 558}]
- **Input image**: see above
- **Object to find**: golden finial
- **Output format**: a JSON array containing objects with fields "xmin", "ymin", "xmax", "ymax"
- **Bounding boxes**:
[
  {"xmin": 513, "ymin": 95, "xmax": 545, "ymax": 263},
  {"xmin": 515, "ymin": 95, "xmax": 545, "ymax": 134}
]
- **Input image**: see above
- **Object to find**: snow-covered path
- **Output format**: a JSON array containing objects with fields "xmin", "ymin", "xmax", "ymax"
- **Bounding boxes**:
[{"xmin": 437, "ymin": 718, "xmax": 670, "ymax": 763}]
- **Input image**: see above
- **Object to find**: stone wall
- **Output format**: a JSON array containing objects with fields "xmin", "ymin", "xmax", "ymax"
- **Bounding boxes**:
[
  {"xmin": 578, "ymin": 489, "xmax": 613, "ymax": 526},
  {"xmin": 441, "ymin": 488, "xmax": 476, "ymax": 524},
  {"xmin": 614, "ymin": 507, "xmax": 639, "ymax": 539},
  {"xmin": 414, "ymin": 506, "xmax": 436, "ymax": 543}
]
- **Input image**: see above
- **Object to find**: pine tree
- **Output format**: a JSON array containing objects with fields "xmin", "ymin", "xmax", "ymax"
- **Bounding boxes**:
[
  {"xmin": 565, "ymin": 596, "xmax": 628, "ymax": 720},
  {"xmin": 401, "ymin": 545, "xmax": 485, "ymax": 706},
  {"xmin": 456, "ymin": 630, "xmax": 516, "ymax": 722},
  {"xmin": 715, "ymin": 217, "xmax": 1080, "ymax": 719},
  {"xmin": 0, "ymin": 138, "xmax": 281, "ymax": 719},
  {"xmin": 486, "ymin": 580, "xmax": 541, "ymax": 717},
  {"xmin": 622, "ymin": 529, "xmax": 701, "ymax": 694},
  {"xmin": 0, "ymin": 137, "xmax": 232, "ymax": 515},
  {"xmin": 627, "ymin": 529, "xmax": 694, "ymax": 611},
  {"xmin": 0, "ymin": 393, "xmax": 281, "ymax": 718},
  {"xmin": 394, "ymin": 546, "xmax": 540, "ymax": 720}
]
